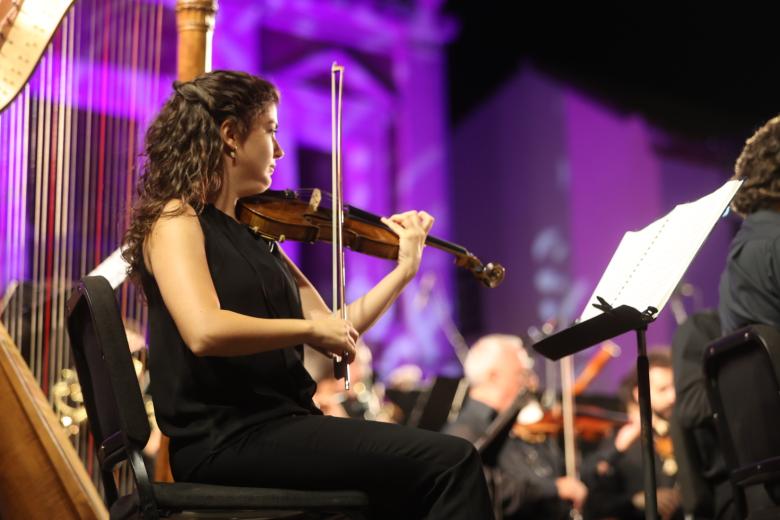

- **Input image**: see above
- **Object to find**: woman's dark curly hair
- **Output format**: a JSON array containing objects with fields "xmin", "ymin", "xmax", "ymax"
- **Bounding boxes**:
[
  {"xmin": 122, "ymin": 70, "xmax": 279, "ymax": 280},
  {"xmin": 731, "ymin": 115, "xmax": 780, "ymax": 215}
]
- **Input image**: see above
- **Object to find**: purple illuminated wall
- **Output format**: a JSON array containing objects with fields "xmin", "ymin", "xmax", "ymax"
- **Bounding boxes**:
[
  {"xmin": 452, "ymin": 69, "xmax": 572, "ymax": 343},
  {"xmin": 453, "ymin": 65, "xmax": 738, "ymax": 394}
]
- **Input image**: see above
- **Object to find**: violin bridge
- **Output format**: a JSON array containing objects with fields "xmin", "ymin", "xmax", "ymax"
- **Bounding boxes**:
[{"xmin": 308, "ymin": 188, "xmax": 322, "ymax": 212}]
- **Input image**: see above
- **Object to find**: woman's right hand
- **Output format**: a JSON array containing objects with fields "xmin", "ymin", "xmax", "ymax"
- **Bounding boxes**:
[{"xmin": 308, "ymin": 316, "xmax": 358, "ymax": 363}]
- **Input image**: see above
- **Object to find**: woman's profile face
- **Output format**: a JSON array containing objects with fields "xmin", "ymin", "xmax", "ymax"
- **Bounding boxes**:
[{"xmin": 231, "ymin": 103, "xmax": 284, "ymax": 196}]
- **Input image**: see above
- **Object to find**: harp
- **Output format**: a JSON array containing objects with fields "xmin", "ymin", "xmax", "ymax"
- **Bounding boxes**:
[
  {"xmin": 0, "ymin": 0, "xmax": 76, "ymax": 112},
  {"xmin": 0, "ymin": 1, "xmax": 216, "ymax": 517}
]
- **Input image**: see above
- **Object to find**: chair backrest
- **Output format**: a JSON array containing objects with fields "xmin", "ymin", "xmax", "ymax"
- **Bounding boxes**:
[
  {"xmin": 704, "ymin": 325, "xmax": 780, "ymax": 471},
  {"xmin": 66, "ymin": 276, "xmax": 151, "ymax": 479},
  {"xmin": 704, "ymin": 324, "xmax": 780, "ymax": 515}
]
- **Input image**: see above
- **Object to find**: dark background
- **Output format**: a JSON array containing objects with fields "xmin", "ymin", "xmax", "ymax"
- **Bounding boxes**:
[{"xmin": 445, "ymin": 2, "xmax": 780, "ymax": 139}]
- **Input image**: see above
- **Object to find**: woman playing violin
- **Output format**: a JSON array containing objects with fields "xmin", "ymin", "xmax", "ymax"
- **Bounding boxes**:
[{"xmin": 122, "ymin": 70, "xmax": 494, "ymax": 520}]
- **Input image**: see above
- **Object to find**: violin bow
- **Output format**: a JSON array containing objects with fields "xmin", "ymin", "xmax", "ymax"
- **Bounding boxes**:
[
  {"xmin": 560, "ymin": 342, "xmax": 620, "ymax": 520},
  {"xmin": 331, "ymin": 62, "xmax": 350, "ymax": 389}
]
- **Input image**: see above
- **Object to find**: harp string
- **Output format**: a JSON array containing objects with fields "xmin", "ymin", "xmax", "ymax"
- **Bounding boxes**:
[
  {"xmin": 42, "ymin": 33, "xmax": 59, "ymax": 398},
  {"xmin": 51, "ymin": 12, "xmax": 68, "ymax": 401},
  {"xmin": 63, "ymin": 3, "xmax": 78, "ymax": 375}
]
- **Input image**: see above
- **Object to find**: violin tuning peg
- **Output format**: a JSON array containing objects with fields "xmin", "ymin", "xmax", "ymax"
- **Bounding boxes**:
[
  {"xmin": 484, "ymin": 263, "xmax": 505, "ymax": 288},
  {"xmin": 308, "ymin": 189, "xmax": 322, "ymax": 212}
]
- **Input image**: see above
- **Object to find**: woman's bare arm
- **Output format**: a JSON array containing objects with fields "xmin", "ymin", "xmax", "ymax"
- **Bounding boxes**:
[
  {"xmin": 278, "ymin": 210, "xmax": 433, "ymax": 335},
  {"xmin": 145, "ymin": 200, "xmax": 356, "ymax": 358}
]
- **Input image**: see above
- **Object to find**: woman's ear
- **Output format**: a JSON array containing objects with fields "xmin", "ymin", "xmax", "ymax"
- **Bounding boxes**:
[{"xmin": 220, "ymin": 119, "xmax": 239, "ymax": 154}]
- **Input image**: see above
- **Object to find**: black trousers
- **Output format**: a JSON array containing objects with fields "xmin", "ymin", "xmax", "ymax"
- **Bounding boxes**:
[{"xmin": 175, "ymin": 414, "xmax": 495, "ymax": 520}]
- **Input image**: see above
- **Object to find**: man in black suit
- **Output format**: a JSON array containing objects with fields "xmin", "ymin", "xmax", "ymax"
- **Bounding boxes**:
[{"xmin": 443, "ymin": 334, "xmax": 587, "ymax": 520}]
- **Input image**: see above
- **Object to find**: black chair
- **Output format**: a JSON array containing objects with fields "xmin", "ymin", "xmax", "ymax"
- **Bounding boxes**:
[
  {"xmin": 66, "ymin": 275, "xmax": 368, "ymax": 520},
  {"xmin": 703, "ymin": 324, "xmax": 780, "ymax": 520}
]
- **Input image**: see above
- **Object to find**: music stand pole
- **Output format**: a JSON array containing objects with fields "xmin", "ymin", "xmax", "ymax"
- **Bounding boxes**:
[{"xmin": 636, "ymin": 326, "xmax": 658, "ymax": 520}]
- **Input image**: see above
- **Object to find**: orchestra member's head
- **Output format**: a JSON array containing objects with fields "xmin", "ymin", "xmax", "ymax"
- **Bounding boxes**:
[
  {"xmin": 463, "ymin": 334, "xmax": 536, "ymax": 413},
  {"xmin": 122, "ymin": 71, "xmax": 282, "ymax": 278},
  {"xmin": 610, "ymin": 350, "xmax": 675, "ymax": 456},
  {"xmin": 731, "ymin": 114, "xmax": 780, "ymax": 216},
  {"xmin": 625, "ymin": 349, "xmax": 675, "ymax": 424},
  {"xmin": 618, "ymin": 370, "xmax": 639, "ymax": 418},
  {"xmin": 647, "ymin": 350, "xmax": 675, "ymax": 422}
]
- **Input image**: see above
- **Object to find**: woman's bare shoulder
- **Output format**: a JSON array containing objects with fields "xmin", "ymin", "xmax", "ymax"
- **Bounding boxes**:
[
  {"xmin": 160, "ymin": 198, "xmax": 199, "ymax": 218},
  {"xmin": 144, "ymin": 199, "xmax": 204, "ymax": 274}
]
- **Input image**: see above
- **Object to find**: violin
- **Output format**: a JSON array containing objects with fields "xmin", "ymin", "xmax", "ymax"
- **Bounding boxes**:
[
  {"xmin": 651, "ymin": 416, "xmax": 678, "ymax": 477},
  {"xmin": 514, "ymin": 341, "xmax": 622, "ymax": 443},
  {"xmin": 513, "ymin": 404, "xmax": 629, "ymax": 444},
  {"xmin": 236, "ymin": 188, "xmax": 506, "ymax": 288}
]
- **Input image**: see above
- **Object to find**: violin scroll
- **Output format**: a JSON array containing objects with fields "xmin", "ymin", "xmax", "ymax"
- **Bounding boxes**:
[
  {"xmin": 479, "ymin": 261, "xmax": 505, "ymax": 288},
  {"xmin": 456, "ymin": 253, "xmax": 505, "ymax": 288}
]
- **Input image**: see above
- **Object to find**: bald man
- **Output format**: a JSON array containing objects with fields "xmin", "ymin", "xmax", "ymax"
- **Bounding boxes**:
[{"xmin": 443, "ymin": 334, "xmax": 587, "ymax": 520}]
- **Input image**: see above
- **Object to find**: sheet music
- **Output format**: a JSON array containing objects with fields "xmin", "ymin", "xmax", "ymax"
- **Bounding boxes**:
[
  {"xmin": 0, "ymin": 0, "xmax": 76, "ymax": 112},
  {"xmin": 88, "ymin": 247, "xmax": 128, "ymax": 289},
  {"xmin": 580, "ymin": 179, "xmax": 743, "ymax": 322}
]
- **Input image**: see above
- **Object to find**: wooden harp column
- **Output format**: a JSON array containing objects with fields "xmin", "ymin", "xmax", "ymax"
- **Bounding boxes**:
[{"xmin": 176, "ymin": 0, "xmax": 217, "ymax": 82}]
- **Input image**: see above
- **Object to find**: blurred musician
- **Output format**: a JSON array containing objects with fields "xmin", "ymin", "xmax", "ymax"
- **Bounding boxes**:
[
  {"xmin": 305, "ymin": 340, "xmax": 400, "ymax": 422},
  {"xmin": 719, "ymin": 114, "xmax": 780, "ymax": 333},
  {"xmin": 443, "ymin": 334, "xmax": 588, "ymax": 520},
  {"xmin": 583, "ymin": 349, "xmax": 682, "ymax": 520}
]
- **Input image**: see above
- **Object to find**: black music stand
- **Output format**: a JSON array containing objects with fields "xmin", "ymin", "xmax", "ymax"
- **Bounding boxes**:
[
  {"xmin": 533, "ymin": 180, "xmax": 742, "ymax": 520},
  {"xmin": 534, "ymin": 302, "xmax": 660, "ymax": 520}
]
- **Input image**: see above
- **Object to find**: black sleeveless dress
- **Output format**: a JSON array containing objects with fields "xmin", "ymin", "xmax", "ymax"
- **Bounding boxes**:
[{"xmin": 141, "ymin": 203, "xmax": 321, "ymax": 478}]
